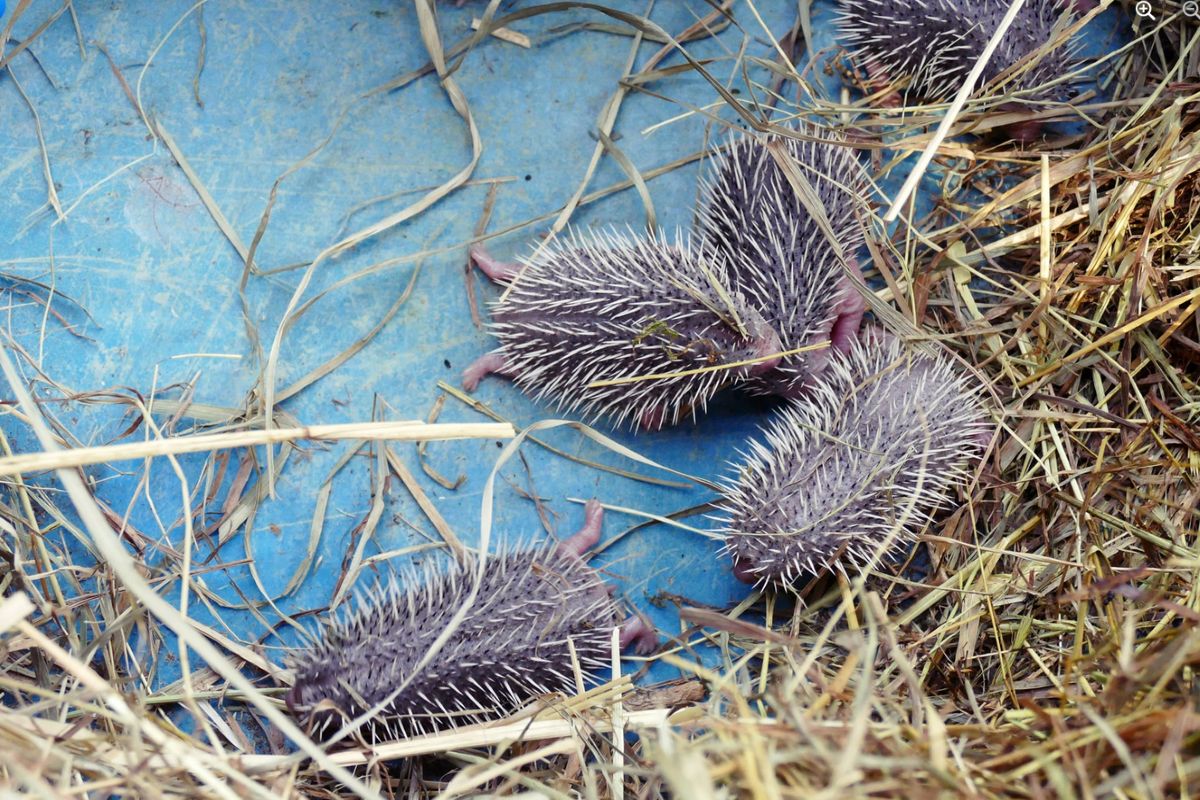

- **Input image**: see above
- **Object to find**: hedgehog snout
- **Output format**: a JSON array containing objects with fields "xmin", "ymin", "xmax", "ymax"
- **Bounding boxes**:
[
  {"xmin": 740, "ymin": 310, "xmax": 784, "ymax": 377},
  {"xmin": 995, "ymin": 102, "xmax": 1048, "ymax": 144},
  {"xmin": 731, "ymin": 554, "xmax": 760, "ymax": 585}
]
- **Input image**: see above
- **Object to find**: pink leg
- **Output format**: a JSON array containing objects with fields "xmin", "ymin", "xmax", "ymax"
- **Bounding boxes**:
[
  {"xmin": 557, "ymin": 499, "xmax": 604, "ymax": 559},
  {"xmin": 462, "ymin": 352, "xmax": 512, "ymax": 391},
  {"xmin": 829, "ymin": 257, "xmax": 866, "ymax": 354},
  {"xmin": 619, "ymin": 615, "xmax": 658, "ymax": 655},
  {"xmin": 470, "ymin": 244, "xmax": 522, "ymax": 284}
]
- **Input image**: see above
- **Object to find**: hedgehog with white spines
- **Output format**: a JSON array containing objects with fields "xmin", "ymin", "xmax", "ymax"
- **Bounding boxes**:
[
  {"xmin": 696, "ymin": 122, "xmax": 869, "ymax": 398},
  {"xmin": 836, "ymin": 0, "xmax": 1091, "ymax": 142},
  {"xmin": 284, "ymin": 501, "xmax": 655, "ymax": 742},
  {"xmin": 464, "ymin": 229, "xmax": 783, "ymax": 430},
  {"xmin": 718, "ymin": 329, "xmax": 990, "ymax": 590}
]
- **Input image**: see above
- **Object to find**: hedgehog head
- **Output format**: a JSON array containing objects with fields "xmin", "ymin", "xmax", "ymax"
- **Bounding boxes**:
[{"xmin": 729, "ymin": 300, "xmax": 784, "ymax": 379}]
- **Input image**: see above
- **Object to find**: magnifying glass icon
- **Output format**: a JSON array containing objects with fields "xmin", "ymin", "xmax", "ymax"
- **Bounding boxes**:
[
  {"xmin": 1134, "ymin": 0, "xmax": 1154, "ymax": 18},
  {"xmin": 1184, "ymin": 0, "xmax": 1199, "ymax": 17}
]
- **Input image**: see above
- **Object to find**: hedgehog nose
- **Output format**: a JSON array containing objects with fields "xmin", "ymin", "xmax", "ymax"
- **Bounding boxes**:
[
  {"xmin": 748, "ymin": 353, "xmax": 781, "ymax": 376},
  {"xmin": 731, "ymin": 556, "xmax": 759, "ymax": 584},
  {"xmin": 747, "ymin": 334, "xmax": 783, "ymax": 377}
]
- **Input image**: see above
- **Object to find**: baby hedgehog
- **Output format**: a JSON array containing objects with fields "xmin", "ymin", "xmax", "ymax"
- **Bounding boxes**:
[
  {"xmin": 285, "ymin": 501, "xmax": 655, "ymax": 741},
  {"xmin": 696, "ymin": 123, "xmax": 868, "ymax": 398},
  {"xmin": 836, "ymin": 0, "xmax": 1088, "ymax": 141},
  {"xmin": 719, "ymin": 329, "xmax": 989, "ymax": 589},
  {"xmin": 465, "ymin": 230, "xmax": 782, "ymax": 430}
]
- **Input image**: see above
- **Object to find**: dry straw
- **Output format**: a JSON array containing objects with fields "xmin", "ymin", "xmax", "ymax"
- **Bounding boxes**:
[{"xmin": 2, "ymin": 0, "xmax": 1199, "ymax": 797}]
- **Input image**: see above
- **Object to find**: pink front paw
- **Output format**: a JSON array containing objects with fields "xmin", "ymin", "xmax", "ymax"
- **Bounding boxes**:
[
  {"xmin": 864, "ymin": 62, "xmax": 902, "ymax": 108},
  {"xmin": 620, "ymin": 614, "xmax": 658, "ymax": 656},
  {"xmin": 470, "ymin": 244, "xmax": 522, "ymax": 284}
]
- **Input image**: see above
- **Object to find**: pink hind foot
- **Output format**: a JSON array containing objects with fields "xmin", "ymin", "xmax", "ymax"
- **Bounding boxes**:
[
  {"xmin": 620, "ymin": 614, "xmax": 658, "ymax": 655},
  {"xmin": 469, "ymin": 244, "xmax": 522, "ymax": 284},
  {"xmin": 557, "ymin": 499, "xmax": 604, "ymax": 559},
  {"xmin": 639, "ymin": 400, "xmax": 699, "ymax": 431},
  {"xmin": 462, "ymin": 352, "xmax": 512, "ymax": 391}
]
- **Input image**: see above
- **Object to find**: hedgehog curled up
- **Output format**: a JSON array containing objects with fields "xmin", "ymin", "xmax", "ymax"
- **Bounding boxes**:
[
  {"xmin": 836, "ymin": 0, "xmax": 1091, "ymax": 142},
  {"xmin": 696, "ymin": 123, "xmax": 869, "ymax": 399},
  {"xmin": 719, "ymin": 330, "xmax": 990, "ymax": 590},
  {"xmin": 284, "ymin": 501, "xmax": 656, "ymax": 742},
  {"xmin": 464, "ymin": 230, "xmax": 783, "ymax": 430}
]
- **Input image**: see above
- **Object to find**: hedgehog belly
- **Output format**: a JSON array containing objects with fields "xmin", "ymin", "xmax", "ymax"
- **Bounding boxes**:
[
  {"xmin": 720, "ymin": 331, "xmax": 989, "ymax": 589},
  {"xmin": 696, "ymin": 127, "xmax": 868, "ymax": 397},
  {"xmin": 285, "ymin": 547, "xmax": 619, "ymax": 741}
]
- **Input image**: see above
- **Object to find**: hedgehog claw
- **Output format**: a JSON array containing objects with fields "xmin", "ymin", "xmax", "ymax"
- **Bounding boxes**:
[
  {"xmin": 469, "ymin": 244, "xmax": 522, "ymax": 284},
  {"xmin": 463, "ymin": 352, "xmax": 511, "ymax": 391},
  {"xmin": 620, "ymin": 615, "xmax": 657, "ymax": 655},
  {"xmin": 557, "ymin": 500, "xmax": 604, "ymax": 559}
]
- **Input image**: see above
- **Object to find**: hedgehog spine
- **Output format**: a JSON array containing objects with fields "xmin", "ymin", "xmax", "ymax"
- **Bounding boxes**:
[
  {"xmin": 719, "ymin": 330, "xmax": 989, "ymax": 588},
  {"xmin": 285, "ymin": 540, "xmax": 620, "ymax": 741}
]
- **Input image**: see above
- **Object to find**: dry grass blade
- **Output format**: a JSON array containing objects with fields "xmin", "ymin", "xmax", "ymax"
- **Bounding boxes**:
[
  {"xmin": 0, "ymin": 421, "xmax": 514, "ymax": 476},
  {"xmin": 154, "ymin": 118, "xmax": 249, "ymax": 262}
]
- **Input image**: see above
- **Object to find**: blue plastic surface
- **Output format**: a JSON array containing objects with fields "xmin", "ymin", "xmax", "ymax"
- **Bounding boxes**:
[{"xmin": 0, "ymin": 0, "xmax": 1124, "ymax": 712}]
